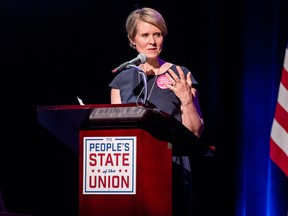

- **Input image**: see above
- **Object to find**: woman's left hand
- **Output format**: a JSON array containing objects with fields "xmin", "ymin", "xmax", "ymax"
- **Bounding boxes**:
[{"xmin": 165, "ymin": 65, "xmax": 194, "ymax": 105}]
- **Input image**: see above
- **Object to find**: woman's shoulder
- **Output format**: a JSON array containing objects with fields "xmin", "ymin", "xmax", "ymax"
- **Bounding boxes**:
[
  {"xmin": 113, "ymin": 67, "xmax": 139, "ymax": 77},
  {"xmin": 164, "ymin": 63, "xmax": 198, "ymax": 84},
  {"xmin": 164, "ymin": 63, "xmax": 189, "ymax": 73},
  {"xmin": 110, "ymin": 67, "xmax": 139, "ymax": 87}
]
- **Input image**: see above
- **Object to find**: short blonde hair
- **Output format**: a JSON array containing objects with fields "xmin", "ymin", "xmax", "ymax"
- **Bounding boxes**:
[{"xmin": 125, "ymin": 7, "xmax": 168, "ymax": 48}]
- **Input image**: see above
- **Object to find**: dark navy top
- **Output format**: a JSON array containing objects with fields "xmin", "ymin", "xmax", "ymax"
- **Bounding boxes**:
[
  {"xmin": 109, "ymin": 64, "xmax": 197, "ymax": 123},
  {"xmin": 109, "ymin": 63, "xmax": 198, "ymax": 215}
]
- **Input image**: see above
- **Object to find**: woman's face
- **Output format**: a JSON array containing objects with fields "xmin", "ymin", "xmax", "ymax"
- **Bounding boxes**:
[{"xmin": 131, "ymin": 21, "xmax": 164, "ymax": 60}]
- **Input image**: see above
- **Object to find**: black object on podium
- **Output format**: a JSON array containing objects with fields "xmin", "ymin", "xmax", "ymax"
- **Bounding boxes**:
[{"xmin": 37, "ymin": 103, "xmax": 203, "ymax": 156}]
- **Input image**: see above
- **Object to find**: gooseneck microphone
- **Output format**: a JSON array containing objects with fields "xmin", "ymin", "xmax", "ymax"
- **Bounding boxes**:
[{"xmin": 112, "ymin": 53, "xmax": 147, "ymax": 73}]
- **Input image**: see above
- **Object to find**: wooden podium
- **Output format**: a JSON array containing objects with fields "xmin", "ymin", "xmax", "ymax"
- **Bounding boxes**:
[{"xmin": 37, "ymin": 103, "xmax": 201, "ymax": 216}]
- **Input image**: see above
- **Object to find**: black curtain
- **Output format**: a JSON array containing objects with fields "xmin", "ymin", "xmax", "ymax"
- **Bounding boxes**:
[{"xmin": 0, "ymin": 0, "xmax": 287, "ymax": 215}]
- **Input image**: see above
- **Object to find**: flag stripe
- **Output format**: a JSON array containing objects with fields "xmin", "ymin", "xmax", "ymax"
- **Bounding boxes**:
[
  {"xmin": 284, "ymin": 46, "xmax": 288, "ymax": 73},
  {"xmin": 270, "ymin": 45, "xmax": 288, "ymax": 177},
  {"xmin": 274, "ymin": 86, "xmax": 288, "ymax": 133},
  {"xmin": 282, "ymin": 64, "xmax": 288, "ymax": 89},
  {"xmin": 270, "ymin": 119, "xmax": 288, "ymax": 156},
  {"xmin": 270, "ymin": 138, "xmax": 288, "ymax": 176}
]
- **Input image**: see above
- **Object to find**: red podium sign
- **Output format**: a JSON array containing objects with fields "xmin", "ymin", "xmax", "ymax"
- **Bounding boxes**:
[
  {"xmin": 37, "ymin": 103, "xmax": 200, "ymax": 216},
  {"xmin": 79, "ymin": 128, "xmax": 172, "ymax": 216}
]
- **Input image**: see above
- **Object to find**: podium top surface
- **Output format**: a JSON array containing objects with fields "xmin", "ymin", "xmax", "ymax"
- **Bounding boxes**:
[{"xmin": 37, "ymin": 103, "xmax": 202, "ymax": 155}]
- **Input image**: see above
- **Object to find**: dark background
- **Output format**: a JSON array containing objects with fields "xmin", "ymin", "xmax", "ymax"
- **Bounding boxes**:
[{"xmin": 0, "ymin": 0, "xmax": 287, "ymax": 216}]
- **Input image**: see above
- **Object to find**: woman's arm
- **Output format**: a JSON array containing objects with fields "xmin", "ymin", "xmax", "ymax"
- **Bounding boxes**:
[
  {"xmin": 165, "ymin": 66, "xmax": 204, "ymax": 137},
  {"xmin": 180, "ymin": 87, "xmax": 204, "ymax": 138},
  {"xmin": 111, "ymin": 88, "xmax": 122, "ymax": 104}
]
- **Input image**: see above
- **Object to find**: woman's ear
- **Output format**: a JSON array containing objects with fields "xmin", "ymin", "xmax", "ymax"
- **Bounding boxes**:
[
  {"xmin": 128, "ymin": 36, "xmax": 134, "ymax": 44},
  {"xmin": 128, "ymin": 36, "xmax": 136, "ymax": 48}
]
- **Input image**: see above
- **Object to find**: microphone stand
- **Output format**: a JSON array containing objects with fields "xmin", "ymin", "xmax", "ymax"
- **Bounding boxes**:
[{"xmin": 126, "ymin": 64, "xmax": 148, "ymax": 105}]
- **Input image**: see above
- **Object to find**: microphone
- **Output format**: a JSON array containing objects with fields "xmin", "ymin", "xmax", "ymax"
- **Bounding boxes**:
[{"xmin": 112, "ymin": 53, "xmax": 146, "ymax": 73}]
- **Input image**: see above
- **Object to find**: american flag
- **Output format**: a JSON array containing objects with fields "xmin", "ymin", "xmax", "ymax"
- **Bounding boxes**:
[{"xmin": 270, "ymin": 42, "xmax": 288, "ymax": 177}]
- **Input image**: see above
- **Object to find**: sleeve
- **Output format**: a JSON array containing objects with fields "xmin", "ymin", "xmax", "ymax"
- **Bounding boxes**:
[
  {"xmin": 169, "ymin": 65, "xmax": 198, "ymax": 85},
  {"xmin": 109, "ymin": 76, "xmax": 120, "ymax": 89},
  {"xmin": 109, "ymin": 71, "xmax": 125, "ymax": 89},
  {"xmin": 109, "ymin": 68, "xmax": 136, "ymax": 89},
  {"xmin": 180, "ymin": 66, "xmax": 198, "ymax": 85}
]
